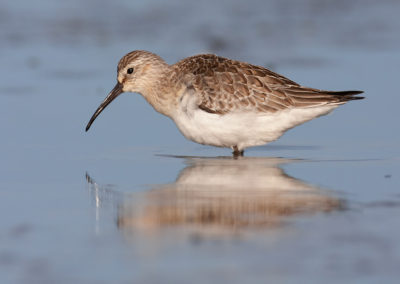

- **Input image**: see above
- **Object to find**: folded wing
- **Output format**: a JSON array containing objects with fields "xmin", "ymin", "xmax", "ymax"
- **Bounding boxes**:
[{"xmin": 176, "ymin": 54, "xmax": 363, "ymax": 114}]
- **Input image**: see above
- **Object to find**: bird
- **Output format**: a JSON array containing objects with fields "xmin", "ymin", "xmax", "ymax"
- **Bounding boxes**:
[{"xmin": 85, "ymin": 50, "xmax": 363, "ymax": 156}]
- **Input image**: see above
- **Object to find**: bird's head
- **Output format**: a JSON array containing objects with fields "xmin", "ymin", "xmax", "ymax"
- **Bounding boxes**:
[{"xmin": 85, "ymin": 50, "xmax": 167, "ymax": 132}]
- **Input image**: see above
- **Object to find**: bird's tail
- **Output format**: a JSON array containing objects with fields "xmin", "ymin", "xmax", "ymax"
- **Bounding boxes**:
[
  {"xmin": 287, "ymin": 88, "xmax": 364, "ymax": 107},
  {"xmin": 323, "ymin": 90, "xmax": 364, "ymax": 102}
]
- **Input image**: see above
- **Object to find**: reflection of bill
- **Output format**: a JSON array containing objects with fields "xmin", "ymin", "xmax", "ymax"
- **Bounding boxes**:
[{"xmin": 86, "ymin": 157, "xmax": 344, "ymax": 234}]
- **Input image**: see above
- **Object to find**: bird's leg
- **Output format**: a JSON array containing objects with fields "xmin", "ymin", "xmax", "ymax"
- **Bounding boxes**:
[{"xmin": 232, "ymin": 146, "xmax": 244, "ymax": 157}]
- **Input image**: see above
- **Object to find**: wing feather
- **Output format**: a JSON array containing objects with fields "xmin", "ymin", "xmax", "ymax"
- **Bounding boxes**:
[{"xmin": 174, "ymin": 54, "xmax": 363, "ymax": 114}]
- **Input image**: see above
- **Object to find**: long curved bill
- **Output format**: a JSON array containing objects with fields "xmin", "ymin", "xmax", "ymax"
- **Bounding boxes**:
[{"xmin": 85, "ymin": 82, "xmax": 123, "ymax": 132}]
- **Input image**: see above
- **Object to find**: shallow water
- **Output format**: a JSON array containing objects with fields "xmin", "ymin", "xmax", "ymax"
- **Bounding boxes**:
[{"xmin": 1, "ymin": 0, "xmax": 400, "ymax": 283}]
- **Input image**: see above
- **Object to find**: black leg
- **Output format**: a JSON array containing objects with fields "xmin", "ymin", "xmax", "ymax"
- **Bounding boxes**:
[{"xmin": 232, "ymin": 146, "xmax": 244, "ymax": 157}]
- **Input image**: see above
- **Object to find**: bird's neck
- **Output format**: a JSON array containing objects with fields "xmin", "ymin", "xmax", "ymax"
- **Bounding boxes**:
[{"xmin": 140, "ymin": 66, "xmax": 186, "ymax": 118}]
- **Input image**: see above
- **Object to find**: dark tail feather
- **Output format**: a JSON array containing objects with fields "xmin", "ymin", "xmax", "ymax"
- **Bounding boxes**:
[
  {"xmin": 288, "ymin": 87, "xmax": 365, "ymax": 107},
  {"xmin": 324, "ymin": 90, "xmax": 365, "ymax": 101}
]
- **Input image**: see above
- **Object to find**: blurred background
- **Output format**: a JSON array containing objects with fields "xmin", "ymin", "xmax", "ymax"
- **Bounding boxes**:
[{"xmin": 1, "ymin": 0, "xmax": 400, "ymax": 283}]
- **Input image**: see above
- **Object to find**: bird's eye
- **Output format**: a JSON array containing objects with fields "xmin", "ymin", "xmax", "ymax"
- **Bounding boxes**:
[{"xmin": 127, "ymin": 68, "xmax": 134, "ymax": 74}]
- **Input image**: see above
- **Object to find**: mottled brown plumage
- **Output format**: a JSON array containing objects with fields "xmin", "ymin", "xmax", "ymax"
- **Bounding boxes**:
[{"xmin": 173, "ymin": 54, "xmax": 363, "ymax": 114}]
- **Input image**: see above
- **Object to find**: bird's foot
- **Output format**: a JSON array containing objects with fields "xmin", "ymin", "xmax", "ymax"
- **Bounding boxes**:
[{"xmin": 232, "ymin": 146, "xmax": 244, "ymax": 158}]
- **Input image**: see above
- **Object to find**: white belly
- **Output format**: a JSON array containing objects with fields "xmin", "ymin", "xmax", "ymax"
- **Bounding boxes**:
[{"xmin": 172, "ymin": 104, "xmax": 337, "ymax": 151}]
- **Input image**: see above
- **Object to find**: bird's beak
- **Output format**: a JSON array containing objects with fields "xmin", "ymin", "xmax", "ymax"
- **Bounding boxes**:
[{"xmin": 85, "ymin": 82, "xmax": 123, "ymax": 132}]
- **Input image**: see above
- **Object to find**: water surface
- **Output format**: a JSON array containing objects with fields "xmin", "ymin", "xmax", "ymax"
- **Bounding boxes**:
[{"xmin": 1, "ymin": 0, "xmax": 400, "ymax": 283}]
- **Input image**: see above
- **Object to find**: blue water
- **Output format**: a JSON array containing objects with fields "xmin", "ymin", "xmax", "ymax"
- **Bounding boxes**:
[{"xmin": 1, "ymin": 0, "xmax": 400, "ymax": 283}]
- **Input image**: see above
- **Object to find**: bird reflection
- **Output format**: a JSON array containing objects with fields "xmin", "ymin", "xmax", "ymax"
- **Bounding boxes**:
[{"xmin": 86, "ymin": 157, "xmax": 344, "ymax": 235}]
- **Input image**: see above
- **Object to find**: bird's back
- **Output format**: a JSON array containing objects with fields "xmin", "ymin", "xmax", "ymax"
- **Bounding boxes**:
[{"xmin": 173, "ymin": 54, "xmax": 363, "ymax": 115}]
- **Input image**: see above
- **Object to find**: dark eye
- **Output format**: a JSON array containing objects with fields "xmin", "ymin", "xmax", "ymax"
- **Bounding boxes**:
[{"xmin": 127, "ymin": 68, "xmax": 134, "ymax": 74}]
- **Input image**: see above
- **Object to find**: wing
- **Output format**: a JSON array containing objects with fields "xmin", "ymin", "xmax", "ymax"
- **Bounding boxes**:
[{"xmin": 175, "ymin": 54, "xmax": 363, "ymax": 114}]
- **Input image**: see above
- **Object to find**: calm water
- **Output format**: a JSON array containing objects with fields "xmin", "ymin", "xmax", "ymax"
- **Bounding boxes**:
[{"xmin": 1, "ymin": 0, "xmax": 400, "ymax": 283}]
